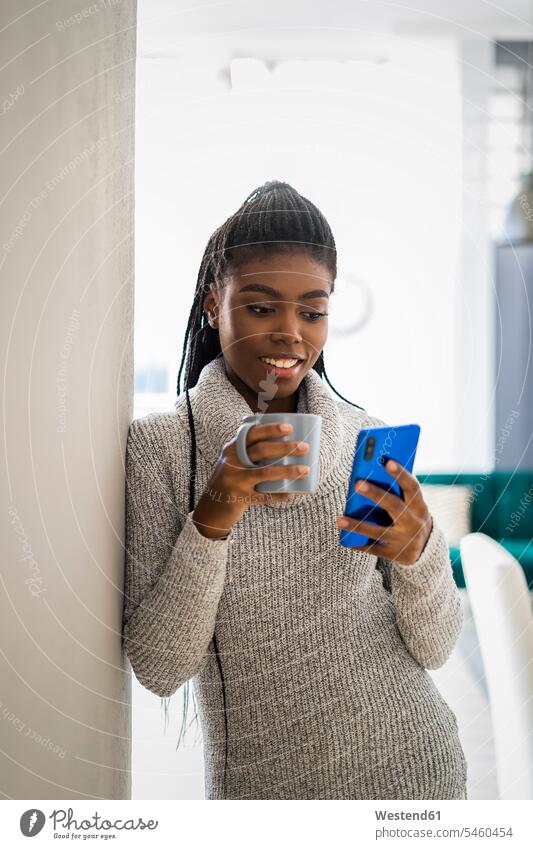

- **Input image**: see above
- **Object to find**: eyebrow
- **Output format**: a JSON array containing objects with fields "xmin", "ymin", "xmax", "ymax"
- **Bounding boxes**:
[{"xmin": 238, "ymin": 283, "xmax": 330, "ymax": 299}]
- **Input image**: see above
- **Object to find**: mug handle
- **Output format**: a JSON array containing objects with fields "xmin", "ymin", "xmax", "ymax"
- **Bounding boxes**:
[{"xmin": 235, "ymin": 421, "xmax": 257, "ymax": 468}]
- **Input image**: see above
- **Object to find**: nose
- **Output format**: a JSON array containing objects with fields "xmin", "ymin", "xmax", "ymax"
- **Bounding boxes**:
[
  {"xmin": 270, "ymin": 329, "xmax": 303, "ymax": 345},
  {"xmin": 269, "ymin": 314, "xmax": 304, "ymax": 345}
]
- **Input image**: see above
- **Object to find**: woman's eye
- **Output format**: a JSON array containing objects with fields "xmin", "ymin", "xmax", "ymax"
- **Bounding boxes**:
[
  {"xmin": 246, "ymin": 305, "xmax": 273, "ymax": 315},
  {"xmin": 246, "ymin": 305, "xmax": 328, "ymax": 321},
  {"xmin": 305, "ymin": 312, "xmax": 328, "ymax": 321}
]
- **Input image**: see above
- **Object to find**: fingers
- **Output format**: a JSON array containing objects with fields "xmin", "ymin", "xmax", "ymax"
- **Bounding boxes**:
[
  {"xmin": 352, "ymin": 480, "xmax": 406, "ymax": 521},
  {"xmin": 246, "ymin": 421, "xmax": 294, "ymax": 447},
  {"xmin": 247, "ymin": 438, "xmax": 309, "ymax": 463},
  {"xmin": 349, "ymin": 540, "xmax": 396, "ymax": 557},
  {"xmin": 381, "ymin": 458, "xmax": 420, "ymax": 501},
  {"xmin": 235, "ymin": 421, "xmax": 310, "ymax": 464},
  {"xmin": 353, "ymin": 458, "xmax": 420, "ymax": 518},
  {"xmin": 336, "ymin": 515, "xmax": 395, "ymax": 543},
  {"xmin": 223, "ymin": 421, "xmax": 311, "ymax": 492},
  {"xmin": 255, "ymin": 463, "xmax": 310, "ymax": 481},
  {"xmin": 245, "ymin": 431, "xmax": 311, "ymax": 481}
]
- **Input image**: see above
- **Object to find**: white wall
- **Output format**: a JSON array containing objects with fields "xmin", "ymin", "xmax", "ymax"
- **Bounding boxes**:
[{"xmin": 0, "ymin": 0, "xmax": 136, "ymax": 798}]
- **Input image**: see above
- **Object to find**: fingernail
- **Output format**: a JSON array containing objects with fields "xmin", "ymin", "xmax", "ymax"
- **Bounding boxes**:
[
  {"xmin": 387, "ymin": 460, "xmax": 397, "ymax": 471},
  {"xmin": 356, "ymin": 481, "xmax": 368, "ymax": 492},
  {"xmin": 280, "ymin": 424, "xmax": 292, "ymax": 432},
  {"xmin": 337, "ymin": 517, "xmax": 349, "ymax": 527}
]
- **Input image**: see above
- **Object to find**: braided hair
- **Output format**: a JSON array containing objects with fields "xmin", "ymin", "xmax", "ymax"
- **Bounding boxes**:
[{"xmin": 169, "ymin": 179, "xmax": 366, "ymax": 754}]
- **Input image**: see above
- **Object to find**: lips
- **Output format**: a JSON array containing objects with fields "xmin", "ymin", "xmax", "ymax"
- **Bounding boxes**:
[
  {"xmin": 258, "ymin": 356, "xmax": 304, "ymax": 379},
  {"xmin": 259, "ymin": 354, "xmax": 305, "ymax": 364}
]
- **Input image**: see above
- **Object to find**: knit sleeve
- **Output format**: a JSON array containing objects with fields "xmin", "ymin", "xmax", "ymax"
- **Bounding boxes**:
[
  {"xmin": 377, "ymin": 519, "xmax": 463, "ymax": 670},
  {"xmin": 121, "ymin": 417, "xmax": 231, "ymax": 698}
]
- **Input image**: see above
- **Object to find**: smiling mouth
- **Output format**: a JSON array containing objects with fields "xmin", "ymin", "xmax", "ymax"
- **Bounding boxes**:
[
  {"xmin": 258, "ymin": 356, "xmax": 305, "ymax": 380},
  {"xmin": 259, "ymin": 356, "xmax": 304, "ymax": 369}
]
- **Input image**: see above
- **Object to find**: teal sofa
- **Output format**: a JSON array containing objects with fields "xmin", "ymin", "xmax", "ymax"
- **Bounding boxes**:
[{"xmin": 415, "ymin": 472, "xmax": 533, "ymax": 589}]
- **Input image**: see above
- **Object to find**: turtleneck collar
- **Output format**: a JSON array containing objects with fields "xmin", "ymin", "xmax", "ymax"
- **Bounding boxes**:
[{"xmin": 184, "ymin": 356, "xmax": 347, "ymax": 508}]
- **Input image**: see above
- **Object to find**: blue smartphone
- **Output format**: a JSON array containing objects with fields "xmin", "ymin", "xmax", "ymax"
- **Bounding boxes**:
[{"xmin": 339, "ymin": 424, "xmax": 421, "ymax": 548}]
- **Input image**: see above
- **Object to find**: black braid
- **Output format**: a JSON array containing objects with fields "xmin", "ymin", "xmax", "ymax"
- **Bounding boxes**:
[{"xmin": 171, "ymin": 179, "xmax": 366, "ymax": 762}]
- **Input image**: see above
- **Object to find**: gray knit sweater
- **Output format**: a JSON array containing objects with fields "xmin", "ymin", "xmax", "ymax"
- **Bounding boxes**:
[{"xmin": 122, "ymin": 356, "xmax": 468, "ymax": 800}]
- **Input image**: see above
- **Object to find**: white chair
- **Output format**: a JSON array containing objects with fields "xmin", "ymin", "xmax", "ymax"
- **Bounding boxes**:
[{"xmin": 460, "ymin": 532, "xmax": 533, "ymax": 799}]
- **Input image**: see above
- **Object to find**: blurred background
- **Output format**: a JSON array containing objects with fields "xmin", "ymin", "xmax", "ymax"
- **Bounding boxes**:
[{"xmin": 132, "ymin": 0, "xmax": 533, "ymax": 801}]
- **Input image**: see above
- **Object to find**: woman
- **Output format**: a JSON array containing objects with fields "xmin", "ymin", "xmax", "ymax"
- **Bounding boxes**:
[{"xmin": 122, "ymin": 180, "xmax": 468, "ymax": 800}]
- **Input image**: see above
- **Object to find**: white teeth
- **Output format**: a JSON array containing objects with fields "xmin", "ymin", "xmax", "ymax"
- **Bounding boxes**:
[{"xmin": 260, "ymin": 357, "xmax": 300, "ymax": 368}]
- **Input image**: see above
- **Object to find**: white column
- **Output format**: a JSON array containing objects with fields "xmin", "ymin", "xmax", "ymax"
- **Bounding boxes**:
[{"xmin": 0, "ymin": 0, "xmax": 136, "ymax": 798}]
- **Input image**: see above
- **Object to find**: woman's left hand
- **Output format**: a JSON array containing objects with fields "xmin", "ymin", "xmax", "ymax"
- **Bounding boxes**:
[{"xmin": 336, "ymin": 459, "xmax": 433, "ymax": 566}]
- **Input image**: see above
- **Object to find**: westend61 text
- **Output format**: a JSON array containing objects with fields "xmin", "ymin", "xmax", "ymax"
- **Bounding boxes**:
[{"xmin": 375, "ymin": 809, "xmax": 441, "ymax": 820}]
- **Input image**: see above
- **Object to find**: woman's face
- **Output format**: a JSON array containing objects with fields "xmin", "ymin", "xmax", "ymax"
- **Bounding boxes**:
[{"xmin": 203, "ymin": 252, "xmax": 333, "ymax": 412}]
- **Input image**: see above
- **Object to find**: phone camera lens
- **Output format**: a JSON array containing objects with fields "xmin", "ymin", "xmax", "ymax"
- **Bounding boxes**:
[{"xmin": 364, "ymin": 437, "xmax": 375, "ymax": 460}]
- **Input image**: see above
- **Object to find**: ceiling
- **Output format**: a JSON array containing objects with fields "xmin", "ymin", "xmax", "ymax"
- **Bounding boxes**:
[{"xmin": 138, "ymin": 0, "xmax": 533, "ymax": 60}]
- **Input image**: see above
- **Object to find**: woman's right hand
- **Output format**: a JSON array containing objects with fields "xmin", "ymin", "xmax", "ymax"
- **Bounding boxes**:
[{"xmin": 191, "ymin": 421, "xmax": 310, "ymax": 539}]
